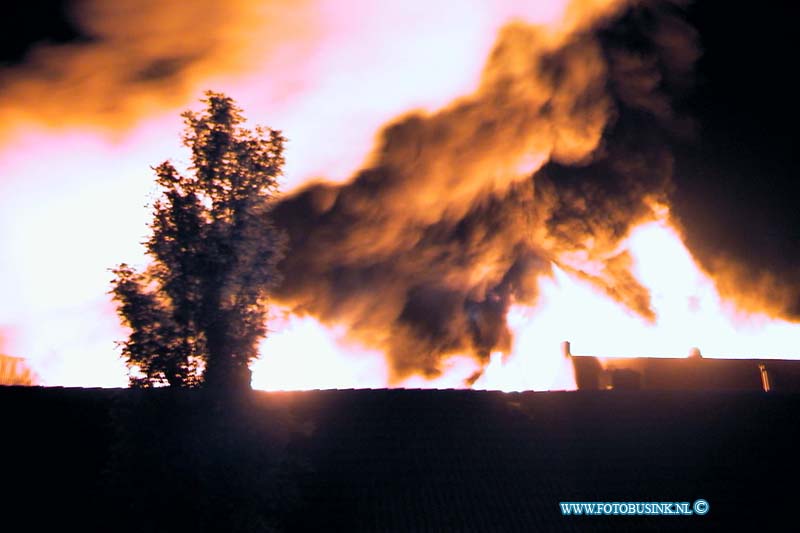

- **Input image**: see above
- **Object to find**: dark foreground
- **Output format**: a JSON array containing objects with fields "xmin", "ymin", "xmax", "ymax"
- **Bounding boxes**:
[{"xmin": 2, "ymin": 387, "xmax": 798, "ymax": 531}]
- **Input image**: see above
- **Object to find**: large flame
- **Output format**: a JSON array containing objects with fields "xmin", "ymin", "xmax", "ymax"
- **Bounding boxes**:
[
  {"xmin": 2, "ymin": 0, "xmax": 799, "ymax": 390},
  {"xmin": 0, "ymin": 0, "xmax": 617, "ymax": 386},
  {"xmin": 254, "ymin": 204, "xmax": 800, "ymax": 392}
]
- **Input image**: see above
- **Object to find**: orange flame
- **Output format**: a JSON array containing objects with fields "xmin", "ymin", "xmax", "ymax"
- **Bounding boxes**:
[
  {"xmin": 0, "ymin": 0, "xmax": 619, "ymax": 387},
  {"xmin": 2, "ymin": 0, "xmax": 800, "ymax": 391},
  {"xmin": 0, "ymin": 354, "xmax": 37, "ymax": 386},
  {"xmin": 254, "ymin": 203, "xmax": 800, "ymax": 393}
]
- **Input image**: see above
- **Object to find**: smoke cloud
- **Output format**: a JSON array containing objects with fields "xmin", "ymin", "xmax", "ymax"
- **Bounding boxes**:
[
  {"xmin": 0, "ymin": 0, "xmax": 317, "ymax": 132},
  {"xmin": 272, "ymin": 1, "xmax": 699, "ymax": 381}
]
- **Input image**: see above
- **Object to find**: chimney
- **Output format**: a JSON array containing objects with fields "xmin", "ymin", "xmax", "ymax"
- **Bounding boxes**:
[{"xmin": 561, "ymin": 341, "xmax": 571, "ymax": 359}]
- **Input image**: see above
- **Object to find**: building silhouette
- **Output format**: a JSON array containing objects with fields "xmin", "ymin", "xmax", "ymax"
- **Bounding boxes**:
[{"xmin": 563, "ymin": 340, "xmax": 800, "ymax": 392}]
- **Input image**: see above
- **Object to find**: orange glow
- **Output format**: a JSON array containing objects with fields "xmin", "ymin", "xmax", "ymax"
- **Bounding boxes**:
[
  {"xmin": 0, "ymin": 0, "xmax": 615, "ymax": 387},
  {"xmin": 543, "ymin": 211, "xmax": 800, "ymax": 368},
  {"xmin": 3, "ymin": 0, "xmax": 800, "ymax": 391},
  {"xmin": 389, "ymin": 206, "xmax": 800, "ymax": 391},
  {"xmin": 579, "ymin": 213, "xmax": 800, "ymax": 360},
  {"xmin": 251, "ymin": 308, "xmax": 388, "ymax": 391},
  {"xmin": 254, "ymin": 207, "xmax": 800, "ymax": 393},
  {"xmin": 0, "ymin": 354, "xmax": 36, "ymax": 385}
]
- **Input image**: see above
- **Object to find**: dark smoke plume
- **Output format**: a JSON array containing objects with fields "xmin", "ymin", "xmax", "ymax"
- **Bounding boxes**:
[
  {"xmin": 0, "ymin": 0, "xmax": 315, "ymax": 131},
  {"xmin": 272, "ymin": 1, "xmax": 699, "ymax": 382}
]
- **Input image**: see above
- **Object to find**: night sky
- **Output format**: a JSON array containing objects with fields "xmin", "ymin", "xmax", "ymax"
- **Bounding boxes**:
[
  {"xmin": 1, "ymin": 1, "xmax": 84, "ymax": 64},
  {"xmin": 673, "ymin": 2, "xmax": 800, "ymax": 313},
  {"xmin": 4, "ymin": 1, "xmax": 796, "ymax": 301},
  {"xmin": 2, "ymin": 0, "xmax": 800, "ymax": 387}
]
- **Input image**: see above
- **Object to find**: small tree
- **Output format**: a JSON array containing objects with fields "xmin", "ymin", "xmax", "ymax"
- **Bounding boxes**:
[{"xmin": 111, "ymin": 92, "xmax": 287, "ymax": 390}]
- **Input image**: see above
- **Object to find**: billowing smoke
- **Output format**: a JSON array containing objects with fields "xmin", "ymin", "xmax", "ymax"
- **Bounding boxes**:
[
  {"xmin": 3, "ymin": 0, "xmax": 797, "ymax": 388},
  {"xmin": 665, "ymin": 1, "xmax": 800, "ymax": 324},
  {"xmin": 0, "ymin": 0, "xmax": 316, "ymax": 131},
  {"xmin": 272, "ymin": 1, "xmax": 699, "ymax": 382}
]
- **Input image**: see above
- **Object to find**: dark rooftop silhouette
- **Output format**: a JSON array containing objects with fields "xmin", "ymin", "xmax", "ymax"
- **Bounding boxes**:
[{"xmin": 2, "ymin": 385, "xmax": 798, "ymax": 531}]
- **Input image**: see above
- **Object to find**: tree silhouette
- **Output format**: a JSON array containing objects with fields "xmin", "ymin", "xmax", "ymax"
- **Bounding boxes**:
[{"xmin": 111, "ymin": 92, "xmax": 287, "ymax": 390}]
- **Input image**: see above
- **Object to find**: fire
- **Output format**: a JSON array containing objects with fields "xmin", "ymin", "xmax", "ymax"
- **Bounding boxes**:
[
  {"xmin": 2, "ymin": 0, "xmax": 799, "ymax": 391},
  {"xmin": 251, "ymin": 309, "xmax": 388, "ymax": 391},
  {"xmin": 0, "ymin": 1, "xmax": 570, "ymax": 386},
  {"xmin": 0, "ymin": 0, "xmax": 620, "ymax": 387},
  {"xmin": 252, "ymin": 205, "xmax": 800, "ymax": 392},
  {"xmin": 0, "ymin": 353, "xmax": 36, "ymax": 385},
  {"xmin": 589, "ymin": 214, "xmax": 800, "ymax": 360},
  {"xmin": 279, "ymin": 204, "xmax": 794, "ymax": 392}
]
